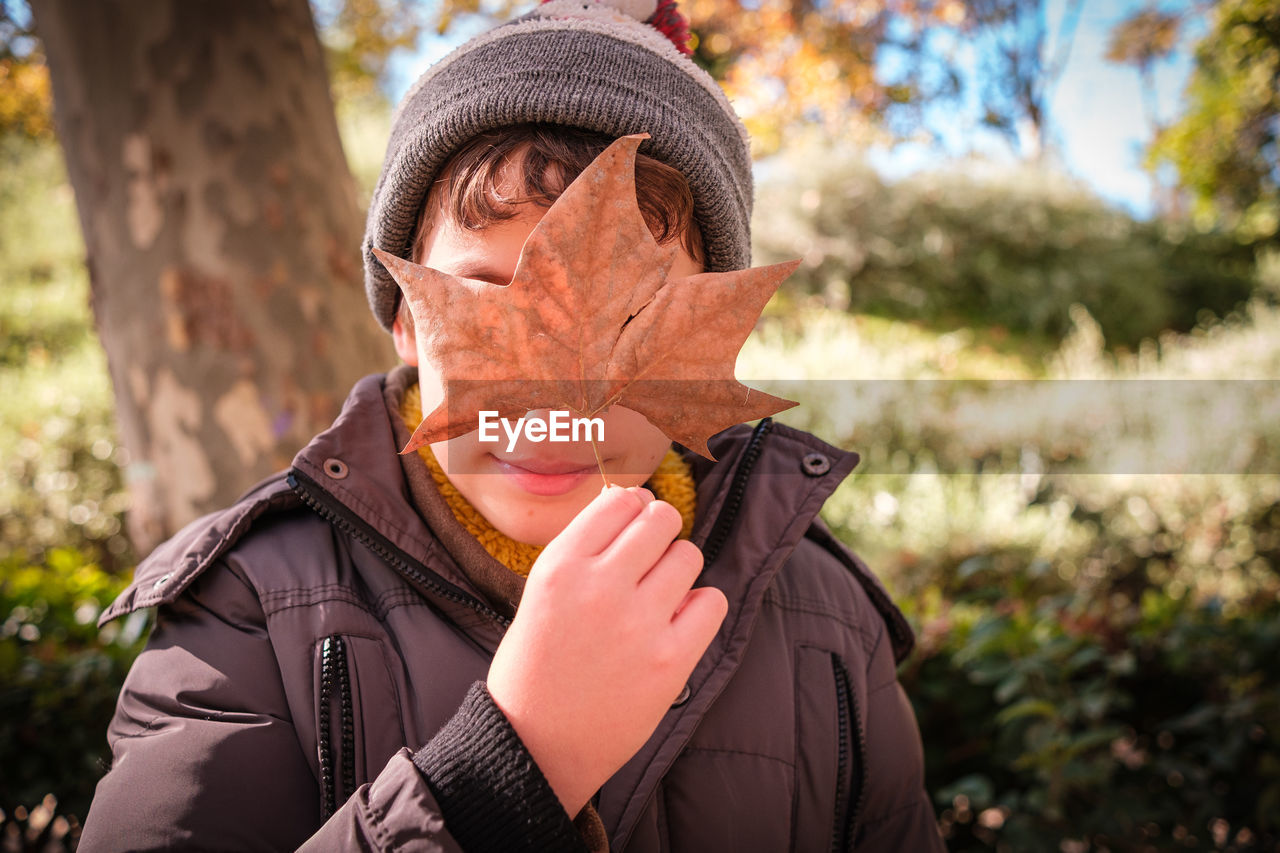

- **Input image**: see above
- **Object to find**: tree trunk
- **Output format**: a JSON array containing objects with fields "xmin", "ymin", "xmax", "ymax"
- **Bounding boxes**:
[{"xmin": 33, "ymin": 0, "xmax": 395, "ymax": 555}]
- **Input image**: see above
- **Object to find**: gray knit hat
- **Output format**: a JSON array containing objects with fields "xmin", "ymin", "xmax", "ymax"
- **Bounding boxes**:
[{"xmin": 362, "ymin": 0, "xmax": 753, "ymax": 331}]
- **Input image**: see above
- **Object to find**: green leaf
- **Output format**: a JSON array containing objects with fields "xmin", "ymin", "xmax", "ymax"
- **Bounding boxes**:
[{"xmin": 996, "ymin": 698, "xmax": 1058, "ymax": 725}]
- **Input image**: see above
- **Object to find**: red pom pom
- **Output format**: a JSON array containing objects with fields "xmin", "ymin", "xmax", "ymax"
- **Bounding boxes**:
[
  {"xmin": 647, "ymin": 0, "xmax": 694, "ymax": 56},
  {"xmin": 539, "ymin": 0, "xmax": 694, "ymax": 56}
]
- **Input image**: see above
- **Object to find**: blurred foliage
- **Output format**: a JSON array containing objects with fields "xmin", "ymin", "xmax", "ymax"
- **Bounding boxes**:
[
  {"xmin": 0, "ymin": 1, "xmax": 51, "ymax": 141},
  {"xmin": 0, "ymin": 132, "xmax": 134, "ymax": 848},
  {"xmin": 0, "ymin": 55, "xmax": 51, "ymax": 140},
  {"xmin": 1148, "ymin": 0, "xmax": 1280, "ymax": 240},
  {"xmin": 745, "ymin": 298, "xmax": 1280, "ymax": 594},
  {"xmin": 905, "ymin": 586, "xmax": 1280, "ymax": 851},
  {"xmin": 684, "ymin": 0, "xmax": 951, "ymax": 155},
  {"xmin": 309, "ymin": 0, "xmax": 523, "ymax": 113},
  {"xmin": 1105, "ymin": 7, "xmax": 1184, "ymax": 73},
  {"xmin": 0, "ymin": 549, "xmax": 148, "ymax": 850},
  {"xmin": 2, "ymin": 793, "xmax": 79, "ymax": 852},
  {"xmin": 1104, "ymin": 4, "xmax": 1186, "ymax": 151},
  {"xmin": 311, "ymin": 0, "xmax": 429, "ymax": 108},
  {"xmin": 336, "ymin": 92, "xmax": 393, "ymax": 208},
  {"xmin": 754, "ymin": 141, "xmax": 1263, "ymax": 347},
  {"xmin": 688, "ymin": 0, "xmax": 1093, "ymax": 160},
  {"xmin": 0, "ymin": 134, "xmax": 131, "ymax": 572}
]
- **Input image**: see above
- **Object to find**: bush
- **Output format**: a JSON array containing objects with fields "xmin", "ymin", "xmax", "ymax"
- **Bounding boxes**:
[
  {"xmin": 0, "ymin": 549, "xmax": 146, "ymax": 849},
  {"xmin": 896, "ymin": 474, "xmax": 1280, "ymax": 851},
  {"xmin": 753, "ymin": 144, "xmax": 1262, "ymax": 347},
  {"xmin": 904, "ymin": 587, "xmax": 1280, "ymax": 851}
]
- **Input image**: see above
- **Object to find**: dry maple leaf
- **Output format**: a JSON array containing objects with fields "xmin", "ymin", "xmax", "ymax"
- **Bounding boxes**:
[{"xmin": 373, "ymin": 133, "xmax": 798, "ymax": 461}]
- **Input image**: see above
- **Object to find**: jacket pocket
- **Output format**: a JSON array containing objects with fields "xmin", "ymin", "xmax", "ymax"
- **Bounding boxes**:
[{"xmin": 793, "ymin": 646, "xmax": 864, "ymax": 852}]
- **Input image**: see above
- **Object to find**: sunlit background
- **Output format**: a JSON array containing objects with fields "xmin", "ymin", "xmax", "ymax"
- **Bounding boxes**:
[{"xmin": 2, "ymin": 0, "xmax": 1279, "ymax": 849}]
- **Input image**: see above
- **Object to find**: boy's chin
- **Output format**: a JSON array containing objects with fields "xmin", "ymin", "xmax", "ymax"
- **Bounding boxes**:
[
  {"xmin": 451, "ymin": 453, "xmax": 665, "ymax": 547},
  {"xmin": 485, "ymin": 488, "xmax": 598, "ymax": 547}
]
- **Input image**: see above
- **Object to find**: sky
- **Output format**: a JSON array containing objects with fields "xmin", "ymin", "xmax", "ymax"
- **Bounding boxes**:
[
  {"xmin": 866, "ymin": 0, "xmax": 1203, "ymax": 218},
  {"xmin": 387, "ymin": 0, "xmax": 1203, "ymax": 220},
  {"xmin": 1026, "ymin": 0, "xmax": 1201, "ymax": 217}
]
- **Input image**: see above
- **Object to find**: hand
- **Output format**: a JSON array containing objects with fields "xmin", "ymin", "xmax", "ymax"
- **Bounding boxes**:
[{"xmin": 486, "ymin": 484, "xmax": 728, "ymax": 817}]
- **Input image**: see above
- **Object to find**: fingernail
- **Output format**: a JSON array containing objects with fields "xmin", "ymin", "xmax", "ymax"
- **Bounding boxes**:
[{"xmin": 629, "ymin": 486, "xmax": 655, "ymax": 503}]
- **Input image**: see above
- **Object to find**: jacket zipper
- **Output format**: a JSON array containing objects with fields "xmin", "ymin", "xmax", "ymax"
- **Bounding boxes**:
[
  {"xmin": 318, "ymin": 634, "xmax": 355, "ymax": 819},
  {"xmin": 702, "ymin": 418, "xmax": 774, "ymax": 564},
  {"xmin": 288, "ymin": 469, "xmax": 510, "ymax": 628},
  {"xmin": 830, "ymin": 655, "xmax": 866, "ymax": 851}
]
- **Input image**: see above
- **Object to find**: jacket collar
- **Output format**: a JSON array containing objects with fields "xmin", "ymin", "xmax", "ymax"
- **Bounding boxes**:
[
  {"xmin": 290, "ymin": 371, "xmax": 442, "ymax": 577},
  {"xmin": 289, "ymin": 370, "xmax": 518, "ymax": 649}
]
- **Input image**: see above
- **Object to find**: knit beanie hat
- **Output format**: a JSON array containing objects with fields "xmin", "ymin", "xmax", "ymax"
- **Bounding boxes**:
[{"xmin": 362, "ymin": 0, "xmax": 754, "ymax": 331}]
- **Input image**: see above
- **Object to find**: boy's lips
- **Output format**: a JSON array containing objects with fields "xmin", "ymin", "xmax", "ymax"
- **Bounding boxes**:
[
  {"xmin": 498, "ymin": 454, "xmax": 599, "ymax": 475},
  {"xmin": 491, "ymin": 455, "xmax": 601, "ymax": 496}
]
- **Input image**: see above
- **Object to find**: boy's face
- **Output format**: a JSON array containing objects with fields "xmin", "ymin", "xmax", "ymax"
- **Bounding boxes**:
[{"xmin": 392, "ymin": 202, "xmax": 704, "ymax": 546}]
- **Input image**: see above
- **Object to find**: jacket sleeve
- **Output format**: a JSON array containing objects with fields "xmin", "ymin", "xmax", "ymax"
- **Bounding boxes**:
[{"xmin": 78, "ymin": 562, "xmax": 584, "ymax": 853}]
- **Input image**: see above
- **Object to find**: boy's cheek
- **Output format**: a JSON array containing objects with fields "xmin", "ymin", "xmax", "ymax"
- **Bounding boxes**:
[{"xmin": 598, "ymin": 407, "xmax": 670, "ymax": 476}]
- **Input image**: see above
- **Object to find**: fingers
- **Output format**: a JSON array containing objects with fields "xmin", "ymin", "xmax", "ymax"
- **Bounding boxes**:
[
  {"xmin": 598, "ymin": 498, "xmax": 683, "ymax": 581},
  {"xmin": 637, "ymin": 539, "xmax": 705, "ymax": 611},
  {"xmin": 556, "ymin": 485, "xmax": 651, "ymax": 556},
  {"xmin": 669, "ymin": 586, "xmax": 728, "ymax": 657}
]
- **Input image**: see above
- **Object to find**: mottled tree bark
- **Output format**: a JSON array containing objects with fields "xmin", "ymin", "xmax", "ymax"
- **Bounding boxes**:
[{"xmin": 33, "ymin": 0, "xmax": 395, "ymax": 555}]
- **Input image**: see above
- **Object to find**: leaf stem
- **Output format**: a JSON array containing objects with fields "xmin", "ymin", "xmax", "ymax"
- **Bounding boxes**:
[{"xmin": 589, "ymin": 435, "xmax": 610, "ymax": 487}]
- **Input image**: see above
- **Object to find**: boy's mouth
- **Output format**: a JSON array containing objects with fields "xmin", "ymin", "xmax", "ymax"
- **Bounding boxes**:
[{"xmin": 491, "ymin": 455, "xmax": 601, "ymax": 497}]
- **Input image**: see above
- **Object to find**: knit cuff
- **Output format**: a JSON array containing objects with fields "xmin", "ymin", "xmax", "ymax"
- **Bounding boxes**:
[{"xmin": 412, "ymin": 681, "xmax": 590, "ymax": 853}]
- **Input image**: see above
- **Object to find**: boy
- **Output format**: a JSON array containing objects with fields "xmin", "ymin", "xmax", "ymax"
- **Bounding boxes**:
[{"xmin": 80, "ymin": 1, "xmax": 944, "ymax": 850}]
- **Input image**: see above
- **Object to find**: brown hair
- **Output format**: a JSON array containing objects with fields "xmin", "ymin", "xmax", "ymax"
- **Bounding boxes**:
[{"xmin": 399, "ymin": 125, "xmax": 705, "ymax": 327}]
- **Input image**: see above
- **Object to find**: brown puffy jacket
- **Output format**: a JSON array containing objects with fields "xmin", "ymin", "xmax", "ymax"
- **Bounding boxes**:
[{"xmin": 79, "ymin": 371, "xmax": 944, "ymax": 852}]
